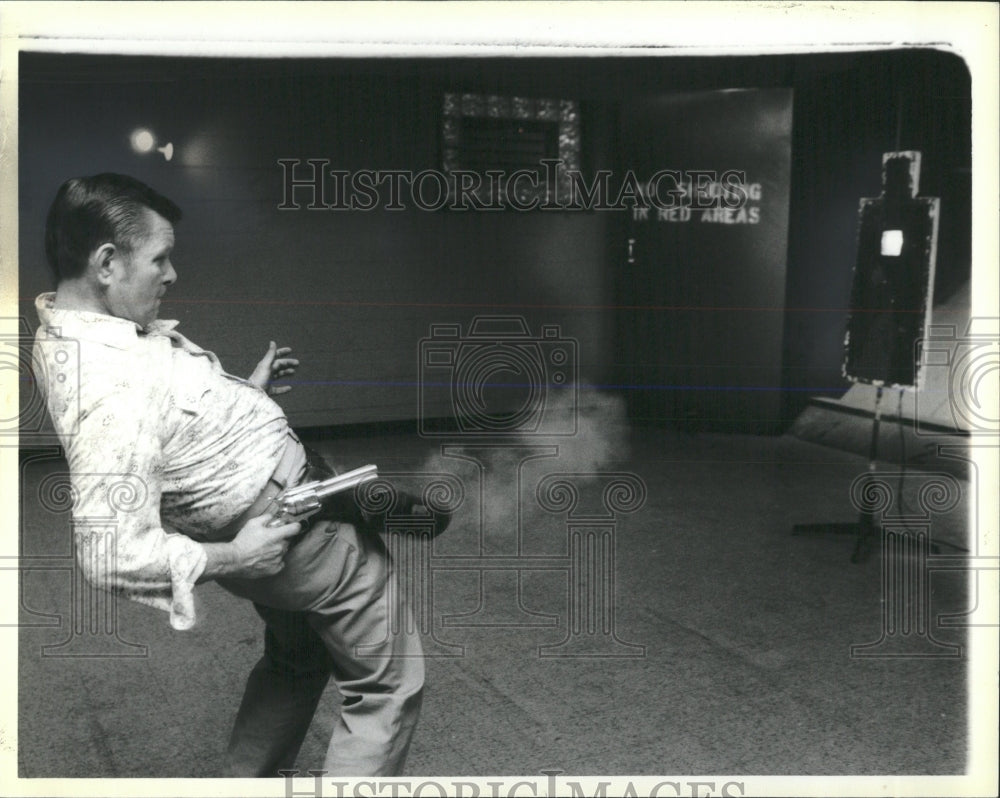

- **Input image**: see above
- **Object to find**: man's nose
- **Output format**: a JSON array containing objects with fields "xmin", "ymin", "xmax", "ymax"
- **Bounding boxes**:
[{"xmin": 164, "ymin": 260, "xmax": 177, "ymax": 285}]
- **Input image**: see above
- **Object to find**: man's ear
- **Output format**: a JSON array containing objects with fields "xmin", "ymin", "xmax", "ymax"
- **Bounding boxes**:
[{"xmin": 89, "ymin": 243, "xmax": 118, "ymax": 286}]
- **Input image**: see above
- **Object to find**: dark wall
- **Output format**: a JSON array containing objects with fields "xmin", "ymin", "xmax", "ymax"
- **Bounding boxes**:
[
  {"xmin": 19, "ymin": 51, "xmax": 971, "ymax": 432},
  {"xmin": 19, "ymin": 58, "xmax": 619, "ymax": 428}
]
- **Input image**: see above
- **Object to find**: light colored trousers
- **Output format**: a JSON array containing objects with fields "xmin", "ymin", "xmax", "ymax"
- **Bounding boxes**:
[{"xmin": 218, "ymin": 519, "xmax": 424, "ymax": 777}]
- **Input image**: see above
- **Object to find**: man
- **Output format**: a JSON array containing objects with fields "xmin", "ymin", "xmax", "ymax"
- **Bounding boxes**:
[{"xmin": 32, "ymin": 173, "xmax": 424, "ymax": 777}]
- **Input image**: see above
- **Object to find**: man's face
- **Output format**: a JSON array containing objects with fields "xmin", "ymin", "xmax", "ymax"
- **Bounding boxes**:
[{"xmin": 105, "ymin": 208, "xmax": 177, "ymax": 328}]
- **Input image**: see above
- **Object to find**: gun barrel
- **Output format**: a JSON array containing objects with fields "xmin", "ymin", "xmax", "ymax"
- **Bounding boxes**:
[
  {"xmin": 306, "ymin": 464, "xmax": 378, "ymax": 498},
  {"xmin": 277, "ymin": 464, "xmax": 379, "ymax": 506},
  {"xmin": 315, "ymin": 471, "xmax": 378, "ymax": 499}
]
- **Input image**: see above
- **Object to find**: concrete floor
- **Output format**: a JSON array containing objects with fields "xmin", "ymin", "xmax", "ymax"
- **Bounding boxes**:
[{"xmin": 17, "ymin": 426, "xmax": 973, "ymax": 778}]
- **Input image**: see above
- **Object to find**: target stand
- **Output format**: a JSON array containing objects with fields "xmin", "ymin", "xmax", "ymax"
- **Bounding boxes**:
[
  {"xmin": 792, "ymin": 385, "xmax": 888, "ymax": 563},
  {"xmin": 793, "ymin": 151, "xmax": 939, "ymax": 562}
]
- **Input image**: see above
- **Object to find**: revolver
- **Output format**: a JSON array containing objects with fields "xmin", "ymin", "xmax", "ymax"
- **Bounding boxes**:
[{"xmin": 266, "ymin": 464, "xmax": 379, "ymax": 526}]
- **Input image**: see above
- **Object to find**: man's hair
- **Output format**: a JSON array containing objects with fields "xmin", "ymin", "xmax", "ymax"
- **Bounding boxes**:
[{"xmin": 44, "ymin": 173, "xmax": 182, "ymax": 283}]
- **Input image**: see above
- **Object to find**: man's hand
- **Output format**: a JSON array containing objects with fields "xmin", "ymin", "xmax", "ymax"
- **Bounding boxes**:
[
  {"xmin": 201, "ymin": 514, "xmax": 302, "ymax": 580},
  {"xmin": 248, "ymin": 340, "xmax": 300, "ymax": 396}
]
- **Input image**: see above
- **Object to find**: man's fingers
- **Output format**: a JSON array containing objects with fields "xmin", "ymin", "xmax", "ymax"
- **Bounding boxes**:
[
  {"xmin": 249, "ymin": 344, "xmax": 298, "ymax": 395},
  {"xmin": 267, "ymin": 520, "xmax": 302, "ymax": 539}
]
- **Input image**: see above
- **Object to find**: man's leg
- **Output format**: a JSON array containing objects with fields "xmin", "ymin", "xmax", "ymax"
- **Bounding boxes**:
[
  {"xmin": 304, "ymin": 524, "xmax": 424, "ymax": 776},
  {"xmin": 219, "ymin": 520, "xmax": 424, "ymax": 777},
  {"xmin": 225, "ymin": 605, "xmax": 334, "ymax": 777}
]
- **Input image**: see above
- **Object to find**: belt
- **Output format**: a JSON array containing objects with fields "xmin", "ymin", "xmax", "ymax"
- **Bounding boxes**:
[{"xmin": 217, "ymin": 430, "xmax": 309, "ymax": 540}]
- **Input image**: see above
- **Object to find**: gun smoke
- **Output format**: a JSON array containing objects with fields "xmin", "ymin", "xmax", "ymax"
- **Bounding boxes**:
[{"xmin": 416, "ymin": 389, "xmax": 634, "ymax": 549}]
